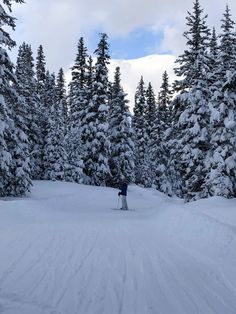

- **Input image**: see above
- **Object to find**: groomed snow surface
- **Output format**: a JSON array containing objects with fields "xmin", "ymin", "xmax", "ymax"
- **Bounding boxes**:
[{"xmin": 0, "ymin": 181, "xmax": 236, "ymax": 314}]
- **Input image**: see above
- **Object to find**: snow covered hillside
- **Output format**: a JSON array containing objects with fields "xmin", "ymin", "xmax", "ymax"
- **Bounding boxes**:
[{"xmin": 0, "ymin": 181, "xmax": 236, "ymax": 314}]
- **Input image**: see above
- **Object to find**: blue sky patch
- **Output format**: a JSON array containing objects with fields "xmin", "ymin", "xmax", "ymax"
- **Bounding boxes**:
[{"xmin": 88, "ymin": 28, "xmax": 172, "ymax": 60}]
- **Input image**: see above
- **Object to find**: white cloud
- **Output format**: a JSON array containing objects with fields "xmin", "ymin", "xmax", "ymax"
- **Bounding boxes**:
[
  {"xmin": 109, "ymin": 55, "xmax": 177, "ymax": 111},
  {"xmin": 11, "ymin": 0, "xmax": 236, "ymax": 73},
  {"xmin": 65, "ymin": 54, "xmax": 177, "ymax": 112},
  {"xmin": 10, "ymin": 0, "xmax": 236, "ymax": 113}
]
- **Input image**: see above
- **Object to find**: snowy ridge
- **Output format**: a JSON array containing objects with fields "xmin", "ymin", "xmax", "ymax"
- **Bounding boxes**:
[{"xmin": 0, "ymin": 181, "xmax": 236, "ymax": 314}]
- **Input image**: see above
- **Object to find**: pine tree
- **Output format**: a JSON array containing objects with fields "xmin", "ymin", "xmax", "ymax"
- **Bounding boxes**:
[
  {"xmin": 219, "ymin": 5, "xmax": 236, "ymax": 71},
  {"xmin": 133, "ymin": 76, "xmax": 149, "ymax": 186},
  {"xmin": 82, "ymin": 56, "xmax": 96, "ymax": 183},
  {"xmin": 8, "ymin": 92, "xmax": 32, "ymax": 196},
  {"xmin": 109, "ymin": 67, "xmax": 134, "ymax": 186},
  {"xmin": 68, "ymin": 37, "xmax": 87, "ymax": 126},
  {"xmin": 56, "ymin": 68, "xmax": 68, "ymax": 130},
  {"xmin": 158, "ymin": 71, "xmax": 172, "ymax": 123},
  {"xmin": 145, "ymin": 82, "xmax": 157, "ymax": 187},
  {"xmin": 44, "ymin": 71, "xmax": 56, "ymax": 111},
  {"xmin": 67, "ymin": 38, "xmax": 88, "ymax": 183},
  {"xmin": 15, "ymin": 43, "xmax": 42, "ymax": 179},
  {"xmin": 166, "ymin": 96, "xmax": 186, "ymax": 197},
  {"xmin": 36, "ymin": 45, "xmax": 46, "ymax": 95},
  {"xmin": 0, "ymin": 0, "xmax": 31, "ymax": 196},
  {"xmin": 86, "ymin": 33, "xmax": 111, "ymax": 186},
  {"xmin": 205, "ymin": 6, "xmax": 236, "ymax": 197},
  {"xmin": 179, "ymin": 81, "xmax": 211, "ymax": 201},
  {"xmin": 146, "ymin": 83, "xmax": 157, "ymax": 137},
  {"xmin": 174, "ymin": 0, "xmax": 210, "ymax": 92},
  {"xmin": 155, "ymin": 72, "xmax": 173, "ymax": 193},
  {"xmin": 44, "ymin": 71, "xmax": 70, "ymax": 181},
  {"xmin": 35, "ymin": 44, "xmax": 48, "ymax": 178},
  {"xmin": 172, "ymin": 0, "xmax": 211, "ymax": 200},
  {"xmin": 207, "ymin": 27, "xmax": 220, "ymax": 85},
  {"xmin": 209, "ymin": 28, "xmax": 218, "ymax": 64}
]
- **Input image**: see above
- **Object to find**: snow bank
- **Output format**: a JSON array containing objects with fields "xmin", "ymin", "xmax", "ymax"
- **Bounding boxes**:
[{"xmin": 0, "ymin": 181, "xmax": 236, "ymax": 314}]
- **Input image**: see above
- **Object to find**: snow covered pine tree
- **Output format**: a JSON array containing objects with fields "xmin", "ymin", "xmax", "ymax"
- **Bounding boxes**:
[
  {"xmin": 109, "ymin": 67, "xmax": 134, "ymax": 187},
  {"xmin": 172, "ymin": 0, "xmax": 211, "ymax": 201},
  {"xmin": 0, "ymin": 0, "xmax": 31, "ymax": 196}
]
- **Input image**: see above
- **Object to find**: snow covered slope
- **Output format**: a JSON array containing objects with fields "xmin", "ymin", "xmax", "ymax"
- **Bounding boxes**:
[{"xmin": 0, "ymin": 181, "xmax": 236, "ymax": 314}]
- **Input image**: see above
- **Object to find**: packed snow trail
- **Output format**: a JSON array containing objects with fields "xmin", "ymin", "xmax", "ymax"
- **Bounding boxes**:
[{"xmin": 0, "ymin": 182, "xmax": 236, "ymax": 314}]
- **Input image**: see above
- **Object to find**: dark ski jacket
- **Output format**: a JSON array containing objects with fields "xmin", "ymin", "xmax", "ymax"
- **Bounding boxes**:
[{"xmin": 119, "ymin": 183, "xmax": 128, "ymax": 196}]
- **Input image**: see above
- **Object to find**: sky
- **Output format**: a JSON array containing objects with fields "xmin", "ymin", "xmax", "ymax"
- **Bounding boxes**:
[{"xmin": 10, "ymin": 0, "xmax": 236, "ymax": 106}]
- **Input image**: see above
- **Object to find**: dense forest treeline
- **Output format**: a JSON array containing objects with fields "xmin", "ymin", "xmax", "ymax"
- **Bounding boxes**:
[{"xmin": 1, "ymin": 0, "xmax": 236, "ymax": 201}]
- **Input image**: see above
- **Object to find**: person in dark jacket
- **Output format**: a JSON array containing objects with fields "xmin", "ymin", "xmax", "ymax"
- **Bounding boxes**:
[{"xmin": 118, "ymin": 181, "xmax": 128, "ymax": 210}]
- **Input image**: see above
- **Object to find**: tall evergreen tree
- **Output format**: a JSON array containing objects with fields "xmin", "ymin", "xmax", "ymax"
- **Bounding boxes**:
[
  {"xmin": 44, "ymin": 71, "xmax": 56, "ymax": 111},
  {"xmin": 145, "ymin": 82, "xmax": 158, "ymax": 187},
  {"xmin": 146, "ymin": 83, "xmax": 157, "ymax": 137},
  {"xmin": 165, "ymin": 96, "xmax": 186, "ymax": 196},
  {"xmin": 219, "ymin": 5, "xmax": 236, "ymax": 71},
  {"xmin": 158, "ymin": 71, "xmax": 172, "ymax": 123},
  {"xmin": 15, "ymin": 43, "xmax": 41, "ymax": 179},
  {"xmin": 172, "ymin": 0, "xmax": 211, "ymax": 200},
  {"xmin": 67, "ymin": 38, "xmax": 88, "ymax": 183},
  {"xmin": 0, "ymin": 0, "xmax": 31, "ymax": 196},
  {"xmin": 82, "ymin": 55, "xmax": 96, "ymax": 183},
  {"xmin": 207, "ymin": 27, "xmax": 220, "ymax": 85},
  {"xmin": 56, "ymin": 68, "xmax": 68, "ymax": 129},
  {"xmin": 86, "ymin": 33, "xmax": 111, "ymax": 186},
  {"xmin": 109, "ymin": 67, "xmax": 134, "ymax": 186},
  {"xmin": 36, "ymin": 44, "xmax": 46, "ymax": 95},
  {"xmin": 178, "ymin": 79, "xmax": 210, "ymax": 201},
  {"xmin": 44, "ymin": 90, "xmax": 69, "ymax": 182},
  {"xmin": 155, "ymin": 72, "xmax": 173, "ymax": 193},
  {"xmin": 209, "ymin": 27, "xmax": 218, "ymax": 64},
  {"xmin": 68, "ymin": 37, "xmax": 87, "ymax": 125},
  {"xmin": 205, "ymin": 6, "xmax": 236, "ymax": 197},
  {"xmin": 8, "ymin": 92, "xmax": 32, "ymax": 196},
  {"xmin": 133, "ymin": 76, "xmax": 149, "ymax": 186},
  {"xmin": 174, "ymin": 0, "xmax": 211, "ymax": 92},
  {"xmin": 35, "ymin": 44, "xmax": 48, "ymax": 177}
]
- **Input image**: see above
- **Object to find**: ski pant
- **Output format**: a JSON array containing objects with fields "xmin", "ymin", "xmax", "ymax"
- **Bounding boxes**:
[{"xmin": 122, "ymin": 195, "xmax": 128, "ymax": 210}]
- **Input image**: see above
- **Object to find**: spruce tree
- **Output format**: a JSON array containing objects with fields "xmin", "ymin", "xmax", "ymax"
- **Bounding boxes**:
[
  {"xmin": 56, "ymin": 68, "xmax": 68, "ymax": 130},
  {"xmin": 44, "ymin": 99, "xmax": 69, "ymax": 182},
  {"xmin": 44, "ymin": 71, "xmax": 56, "ymax": 111},
  {"xmin": 109, "ymin": 67, "xmax": 135, "ymax": 186},
  {"xmin": 172, "ymin": 0, "xmax": 211, "ymax": 200},
  {"xmin": 82, "ymin": 56, "xmax": 96, "ymax": 183},
  {"xmin": 0, "ymin": 0, "xmax": 31, "ymax": 196},
  {"xmin": 155, "ymin": 72, "xmax": 173, "ymax": 193},
  {"xmin": 174, "ymin": 0, "xmax": 211, "ymax": 92},
  {"xmin": 15, "ymin": 43, "xmax": 42, "ymax": 179},
  {"xmin": 205, "ymin": 6, "xmax": 236, "ymax": 197},
  {"xmin": 35, "ymin": 44, "xmax": 48, "ymax": 178},
  {"xmin": 166, "ymin": 96, "xmax": 186, "ymax": 197},
  {"xmin": 133, "ymin": 76, "xmax": 149, "ymax": 186},
  {"xmin": 209, "ymin": 28, "xmax": 218, "ymax": 65},
  {"xmin": 158, "ymin": 71, "xmax": 172, "ymax": 123},
  {"xmin": 36, "ymin": 45, "xmax": 46, "ymax": 95},
  {"xmin": 86, "ymin": 33, "xmax": 111, "ymax": 186},
  {"xmin": 8, "ymin": 93, "xmax": 32, "ymax": 196},
  {"xmin": 219, "ymin": 5, "xmax": 236, "ymax": 71},
  {"xmin": 68, "ymin": 37, "xmax": 87, "ymax": 126},
  {"xmin": 146, "ymin": 83, "xmax": 157, "ymax": 137},
  {"xmin": 67, "ymin": 38, "xmax": 88, "ymax": 183},
  {"xmin": 145, "ymin": 82, "xmax": 157, "ymax": 187},
  {"xmin": 179, "ymin": 80, "xmax": 210, "ymax": 201}
]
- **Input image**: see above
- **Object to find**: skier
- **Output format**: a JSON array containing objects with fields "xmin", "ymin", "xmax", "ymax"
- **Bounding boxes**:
[{"xmin": 118, "ymin": 181, "xmax": 129, "ymax": 210}]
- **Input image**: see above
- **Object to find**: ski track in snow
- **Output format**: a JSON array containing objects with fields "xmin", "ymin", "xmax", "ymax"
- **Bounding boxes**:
[{"xmin": 0, "ymin": 181, "xmax": 236, "ymax": 314}]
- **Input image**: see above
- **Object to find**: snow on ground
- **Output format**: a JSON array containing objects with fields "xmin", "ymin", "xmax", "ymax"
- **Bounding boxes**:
[{"xmin": 0, "ymin": 181, "xmax": 236, "ymax": 314}]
